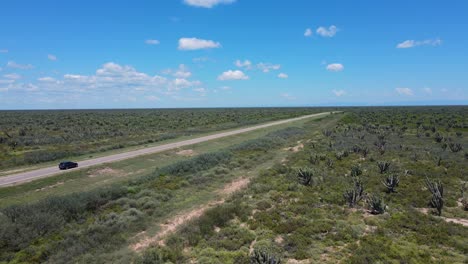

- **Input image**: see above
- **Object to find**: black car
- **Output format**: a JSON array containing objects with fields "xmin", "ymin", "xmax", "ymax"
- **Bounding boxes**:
[{"xmin": 59, "ymin": 161, "xmax": 78, "ymax": 170}]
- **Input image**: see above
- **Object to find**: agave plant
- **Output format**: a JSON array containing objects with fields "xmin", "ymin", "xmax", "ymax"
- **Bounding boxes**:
[
  {"xmin": 449, "ymin": 143, "xmax": 463, "ymax": 153},
  {"xmin": 434, "ymin": 133, "xmax": 444, "ymax": 143},
  {"xmin": 308, "ymin": 153, "xmax": 319, "ymax": 165},
  {"xmin": 367, "ymin": 194, "xmax": 387, "ymax": 214},
  {"xmin": 297, "ymin": 167, "xmax": 314, "ymax": 186},
  {"xmin": 350, "ymin": 164, "xmax": 362, "ymax": 177}
]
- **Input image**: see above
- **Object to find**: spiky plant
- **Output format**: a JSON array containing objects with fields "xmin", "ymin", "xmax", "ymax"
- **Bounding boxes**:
[
  {"xmin": 297, "ymin": 167, "xmax": 314, "ymax": 186},
  {"xmin": 343, "ymin": 177, "xmax": 364, "ymax": 208},
  {"xmin": 361, "ymin": 147, "xmax": 370, "ymax": 158},
  {"xmin": 434, "ymin": 133, "xmax": 444, "ymax": 143},
  {"xmin": 308, "ymin": 153, "xmax": 319, "ymax": 165},
  {"xmin": 352, "ymin": 145, "xmax": 362, "ymax": 153},
  {"xmin": 335, "ymin": 151, "xmax": 345, "ymax": 161},
  {"xmin": 350, "ymin": 164, "xmax": 362, "ymax": 177},
  {"xmin": 322, "ymin": 130, "xmax": 332, "ymax": 137},
  {"xmin": 367, "ymin": 194, "xmax": 387, "ymax": 214},
  {"xmin": 449, "ymin": 143, "xmax": 463, "ymax": 153},
  {"xmin": 326, "ymin": 158, "xmax": 334, "ymax": 169},
  {"xmin": 425, "ymin": 177, "xmax": 444, "ymax": 216},
  {"xmin": 461, "ymin": 182, "xmax": 468, "ymax": 211},
  {"xmin": 377, "ymin": 161, "xmax": 391, "ymax": 174},
  {"xmin": 382, "ymin": 174, "xmax": 399, "ymax": 193},
  {"xmin": 250, "ymin": 250, "xmax": 282, "ymax": 264}
]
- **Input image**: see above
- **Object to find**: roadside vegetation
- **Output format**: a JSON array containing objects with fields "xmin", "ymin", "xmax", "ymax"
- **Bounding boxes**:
[
  {"xmin": 137, "ymin": 106, "xmax": 467, "ymax": 263},
  {"xmin": 0, "ymin": 113, "xmax": 339, "ymax": 263},
  {"xmin": 1, "ymin": 106, "xmax": 467, "ymax": 263},
  {"xmin": 0, "ymin": 108, "xmax": 330, "ymax": 170}
]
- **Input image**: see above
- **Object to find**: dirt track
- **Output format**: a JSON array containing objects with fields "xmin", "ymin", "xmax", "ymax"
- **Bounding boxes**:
[{"xmin": 0, "ymin": 112, "xmax": 331, "ymax": 187}]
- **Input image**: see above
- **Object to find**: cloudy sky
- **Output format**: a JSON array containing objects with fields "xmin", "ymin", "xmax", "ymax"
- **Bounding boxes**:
[{"xmin": 0, "ymin": 0, "xmax": 467, "ymax": 109}]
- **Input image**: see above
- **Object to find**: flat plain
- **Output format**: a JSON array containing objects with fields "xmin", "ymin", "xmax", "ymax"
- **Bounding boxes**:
[{"xmin": 0, "ymin": 107, "xmax": 467, "ymax": 263}]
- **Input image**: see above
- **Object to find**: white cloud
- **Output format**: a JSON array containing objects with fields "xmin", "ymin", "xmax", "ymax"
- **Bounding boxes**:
[
  {"xmin": 48, "ymin": 54, "xmax": 57, "ymax": 61},
  {"xmin": 183, "ymin": 0, "xmax": 235, "ymax": 8},
  {"xmin": 395, "ymin": 87, "xmax": 414, "ymax": 96},
  {"xmin": 316, "ymin": 25, "xmax": 338, "ymax": 37},
  {"xmin": 218, "ymin": 70, "xmax": 249, "ymax": 81},
  {"xmin": 38, "ymin": 77, "xmax": 56, "ymax": 82},
  {"xmin": 396, "ymin": 39, "xmax": 442, "ymax": 49},
  {"xmin": 146, "ymin": 95, "xmax": 160, "ymax": 101},
  {"xmin": 4, "ymin": 73, "xmax": 21, "ymax": 80},
  {"xmin": 304, "ymin": 28, "xmax": 313, "ymax": 37},
  {"xmin": 278, "ymin": 73, "xmax": 288, "ymax": 79},
  {"xmin": 193, "ymin": 57, "xmax": 209, "ymax": 63},
  {"xmin": 145, "ymin": 39, "xmax": 160, "ymax": 45},
  {"xmin": 7, "ymin": 61, "xmax": 34, "ymax": 70},
  {"xmin": 170, "ymin": 78, "xmax": 202, "ymax": 91},
  {"xmin": 173, "ymin": 64, "xmax": 192, "ymax": 78},
  {"xmin": 220, "ymin": 86, "xmax": 231, "ymax": 90},
  {"xmin": 423, "ymin": 87, "xmax": 432, "ymax": 94},
  {"xmin": 0, "ymin": 79, "xmax": 15, "ymax": 84},
  {"xmin": 0, "ymin": 49, "xmax": 8, "ymax": 53},
  {"xmin": 178, "ymin": 37, "xmax": 221, "ymax": 50},
  {"xmin": 2, "ymin": 62, "xmax": 207, "ymax": 104},
  {"xmin": 257, "ymin": 62, "xmax": 281, "ymax": 73},
  {"xmin": 280, "ymin": 93, "xmax": 296, "ymax": 100},
  {"xmin": 326, "ymin": 63, "xmax": 344, "ymax": 72},
  {"xmin": 193, "ymin": 88, "xmax": 207, "ymax": 94},
  {"xmin": 235, "ymin": 59, "xmax": 252, "ymax": 69},
  {"xmin": 332, "ymin": 89, "xmax": 346, "ymax": 97}
]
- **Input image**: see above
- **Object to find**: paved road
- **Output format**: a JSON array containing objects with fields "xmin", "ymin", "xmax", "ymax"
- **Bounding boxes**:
[{"xmin": 0, "ymin": 112, "xmax": 332, "ymax": 187}]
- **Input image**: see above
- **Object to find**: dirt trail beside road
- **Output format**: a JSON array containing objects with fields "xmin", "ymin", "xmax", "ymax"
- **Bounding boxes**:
[{"xmin": 131, "ymin": 177, "xmax": 250, "ymax": 251}]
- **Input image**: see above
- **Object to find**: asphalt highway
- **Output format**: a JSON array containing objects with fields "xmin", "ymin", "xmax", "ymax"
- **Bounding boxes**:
[{"xmin": 0, "ymin": 112, "xmax": 332, "ymax": 187}]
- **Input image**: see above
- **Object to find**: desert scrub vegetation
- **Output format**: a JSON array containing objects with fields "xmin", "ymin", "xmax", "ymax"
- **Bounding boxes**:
[
  {"xmin": 0, "ymin": 117, "xmax": 329, "ymax": 263},
  {"xmin": 142, "ymin": 107, "xmax": 468, "ymax": 263},
  {"xmin": 0, "ymin": 107, "xmax": 330, "ymax": 170}
]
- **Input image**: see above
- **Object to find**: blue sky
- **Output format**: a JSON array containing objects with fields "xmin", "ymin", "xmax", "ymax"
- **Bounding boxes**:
[{"xmin": 0, "ymin": 0, "xmax": 467, "ymax": 109}]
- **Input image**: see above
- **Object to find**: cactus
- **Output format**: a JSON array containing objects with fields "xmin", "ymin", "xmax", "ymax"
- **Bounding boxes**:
[
  {"xmin": 350, "ymin": 165, "xmax": 362, "ymax": 177},
  {"xmin": 449, "ymin": 143, "xmax": 463, "ymax": 153},
  {"xmin": 335, "ymin": 151, "xmax": 344, "ymax": 161},
  {"xmin": 367, "ymin": 194, "xmax": 387, "ymax": 214},
  {"xmin": 352, "ymin": 145, "xmax": 362, "ymax": 153},
  {"xmin": 461, "ymin": 182, "xmax": 468, "ymax": 211},
  {"xmin": 377, "ymin": 161, "xmax": 391, "ymax": 174},
  {"xmin": 297, "ymin": 168, "xmax": 314, "ymax": 186},
  {"xmin": 361, "ymin": 147, "xmax": 369, "ymax": 158},
  {"xmin": 322, "ymin": 130, "xmax": 332, "ymax": 137},
  {"xmin": 326, "ymin": 158, "xmax": 334, "ymax": 169},
  {"xmin": 343, "ymin": 178, "xmax": 364, "ymax": 207},
  {"xmin": 425, "ymin": 177, "xmax": 444, "ymax": 216},
  {"xmin": 250, "ymin": 250, "xmax": 282, "ymax": 264},
  {"xmin": 434, "ymin": 133, "xmax": 444, "ymax": 143},
  {"xmin": 382, "ymin": 174, "xmax": 400, "ymax": 193},
  {"xmin": 308, "ymin": 153, "xmax": 319, "ymax": 165}
]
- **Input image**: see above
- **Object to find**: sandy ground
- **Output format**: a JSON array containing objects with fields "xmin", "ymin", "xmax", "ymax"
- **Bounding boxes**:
[
  {"xmin": 417, "ymin": 208, "xmax": 468, "ymax": 227},
  {"xmin": 131, "ymin": 177, "xmax": 250, "ymax": 251}
]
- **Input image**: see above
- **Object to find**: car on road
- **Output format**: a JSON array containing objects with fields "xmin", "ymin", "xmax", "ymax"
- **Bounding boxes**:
[{"xmin": 59, "ymin": 161, "xmax": 78, "ymax": 170}]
